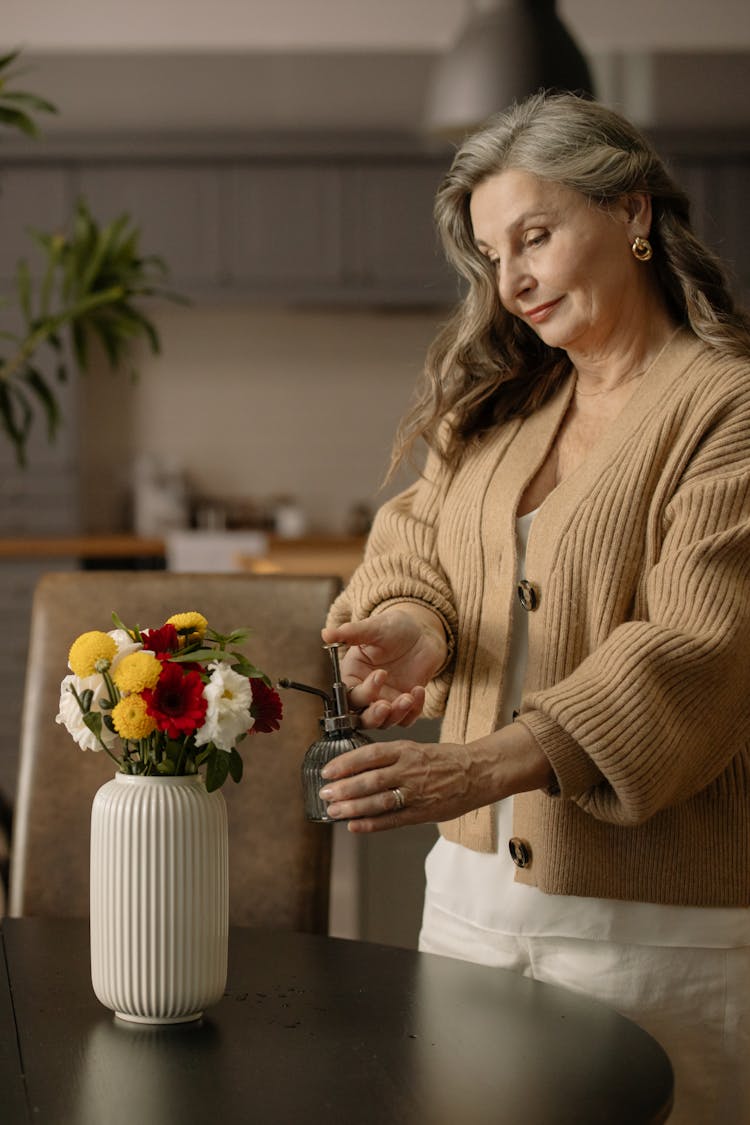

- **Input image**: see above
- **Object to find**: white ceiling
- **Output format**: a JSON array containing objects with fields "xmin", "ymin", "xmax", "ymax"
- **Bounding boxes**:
[
  {"xmin": 6, "ymin": 0, "xmax": 750, "ymax": 53},
  {"xmin": 4, "ymin": 1, "xmax": 750, "ymax": 137}
]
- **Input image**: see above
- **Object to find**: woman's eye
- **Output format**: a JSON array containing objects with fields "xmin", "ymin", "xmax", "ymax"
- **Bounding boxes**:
[{"xmin": 525, "ymin": 231, "xmax": 548, "ymax": 248}]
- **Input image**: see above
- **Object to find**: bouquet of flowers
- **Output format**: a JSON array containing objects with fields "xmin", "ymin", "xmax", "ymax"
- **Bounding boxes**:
[{"xmin": 56, "ymin": 610, "xmax": 283, "ymax": 791}]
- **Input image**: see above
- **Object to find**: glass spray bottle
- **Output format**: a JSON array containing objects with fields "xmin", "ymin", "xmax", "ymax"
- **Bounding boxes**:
[{"xmin": 279, "ymin": 643, "xmax": 371, "ymax": 822}]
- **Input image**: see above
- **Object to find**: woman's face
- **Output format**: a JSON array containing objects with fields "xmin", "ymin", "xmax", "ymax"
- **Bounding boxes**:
[{"xmin": 469, "ymin": 168, "xmax": 644, "ymax": 357}]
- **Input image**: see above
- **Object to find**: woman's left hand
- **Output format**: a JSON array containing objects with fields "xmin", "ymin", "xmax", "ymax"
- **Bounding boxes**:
[
  {"xmin": 319, "ymin": 738, "xmax": 476, "ymax": 831},
  {"xmin": 319, "ymin": 724, "xmax": 556, "ymax": 832}
]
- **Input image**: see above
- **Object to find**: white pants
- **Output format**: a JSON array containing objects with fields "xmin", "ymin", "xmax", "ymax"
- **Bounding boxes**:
[{"xmin": 420, "ymin": 904, "xmax": 750, "ymax": 1124}]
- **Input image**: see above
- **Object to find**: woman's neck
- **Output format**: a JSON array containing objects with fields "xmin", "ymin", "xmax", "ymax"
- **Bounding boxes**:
[{"xmin": 569, "ymin": 301, "xmax": 679, "ymax": 397}]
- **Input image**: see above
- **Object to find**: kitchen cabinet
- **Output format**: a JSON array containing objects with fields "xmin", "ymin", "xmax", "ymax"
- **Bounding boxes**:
[
  {"xmin": 1, "ymin": 147, "xmax": 460, "ymax": 305},
  {"xmin": 223, "ymin": 157, "xmax": 456, "ymax": 303},
  {"xmin": 73, "ymin": 164, "xmax": 224, "ymax": 292},
  {"xmin": 4, "ymin": 133, "xmax": 749, "ymax": 305},
  {"xmin": 224, "ymin": 162, "xmax": 345, "ymax": 296},
  {"xmin": 655, "ymin": 131, "xmax": 750, "ymax": 301},
  {"xmin": 342, "ymin": 162, "xmax": 457, "ymax": 302}
]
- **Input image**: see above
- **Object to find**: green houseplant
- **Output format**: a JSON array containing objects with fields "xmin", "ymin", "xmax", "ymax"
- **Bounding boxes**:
[{"xmin": 0, "ymin": 49, "xmax": 180, "ymax": 466}]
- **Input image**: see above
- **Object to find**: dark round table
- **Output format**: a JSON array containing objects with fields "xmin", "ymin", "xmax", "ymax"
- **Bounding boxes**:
[{"xmin": 1, "ymin": 919, "xmax": 673, "ymax": 1124}]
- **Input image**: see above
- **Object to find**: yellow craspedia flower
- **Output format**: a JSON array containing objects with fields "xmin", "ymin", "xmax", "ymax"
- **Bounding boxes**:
[
  {"xmin": 68, "ymin": 631, "xmax": 117, "ymax": 677},
  {"xmin": 111, "ymin": 694, "xmax": 157, "ymax": 740},
  {"xmin": 166, "ymin": 611, "xmax": 208, "ymax": 642},
  {"xmin": 112, "ymin": 651, "xmax": 162, "ymax": 693}
]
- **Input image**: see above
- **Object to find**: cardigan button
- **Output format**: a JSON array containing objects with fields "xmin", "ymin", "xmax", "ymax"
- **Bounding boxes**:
[
  {"xmin": 509, "ymin": 837, "xmax": 532, "ymax": 868},
  {"xmin": 517, "ymin": 579, "xmax": 539, "ymax": 611}
]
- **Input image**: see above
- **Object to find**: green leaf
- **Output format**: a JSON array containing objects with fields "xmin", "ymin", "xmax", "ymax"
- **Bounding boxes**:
[
  {"xmin": 8, "ymin": 93, "xmax": 56, "ymax": 115},
  {"xmin": 79, "ymin": 210, "xmax": 131, "ymax": 295},
  {"xmin": 240, "ymin": 663, "xmax": 271, "ymax": 685},
  {"xmin": 0, "ymin": 49, "xmax": 22, "ymax": 72},
  {"xmin": 83, "ymin": 711, "xmax": 103, "ymax": 737},
  {"xmin": 0, "ymin": 382, "xmax": 32, "ymax": 465},
  {"xmin": 23, "ymin": 367, "xmax": 60, "ymax": 440},
  {"xmin": 79, "ymin": 689, "xmax": 94, "ymax": 712},
  {"xmin": 119, "ymin": 302, "xmax": 161, "ymax": 354},
  {"xmin": 111, "ymin": 611, "xmax": 135, "ymax": 636},
  {"xmin": 207, "ymin": 627, "xmax": 251, "ymax": 647},
  {"xmin": 15, "ymin": 259, "xmax": 32, "ymax": 323},
  {"xmin": 59, "ymin": 284, "xmax": 127, "ymax": 324},
  {"xmin": 0, "ymin": 105, "xmax": 38, "ymax": 136},
  {"xmin": 1, "ymin": 91, "xmax": 57, "ymax": 113},
  {"xmin": 38, "ymin": 237, "xmax": 64, "ymax": 317},
  {"xmin": 170, "ymin": 648, "xmax": 239, "ymax": 665},
  {"xmin": 87, "ymin": 315, "xmax": 124, "ymax": 368},
  {"xmin": 72, "ymin": 320, "xmax": 88, "ymax": 370},
  {"xmin": 205, "ymin": 749, "xmax": 230, "ymax": 793},
  {"xmin": 228, "ymin": 748, "xmax": 244, "ymax": 784}
]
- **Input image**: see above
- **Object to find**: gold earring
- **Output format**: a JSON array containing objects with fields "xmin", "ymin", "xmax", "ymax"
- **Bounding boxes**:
[{"xmin": 631, "ymin": 236, "xmax": 653, "ymax": 262}]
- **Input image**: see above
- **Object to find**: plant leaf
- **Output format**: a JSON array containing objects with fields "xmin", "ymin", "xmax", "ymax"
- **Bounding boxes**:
[
  {"xmin": 0, "ymin": 106, "xmax": 38, "ymax": 136},
  {"xmin": 228, "ymin": 748, "xmax": 244, "ymax": 784},
  {"xmin": 0, "ymin": 382, "xmax": 32, "ymax": 465},
  {"xmin": 170, "ymin": 648, "xmax": 238, "ymax": 665},
  {"xmin": 0, "ymin": 49, "xmax": 22, "ymax": 72},
  {"xmin": 83, "ymin": 711, "xmax": 103, "ymax": 737},
  {"xmin": 15, "ymin": 259, "xmax": 32, "ymax": 323},
  {"xmin": 205, "ymin": 749, "xmax": 230, "ymax": 793},
  {"xmin": 23, "ymin": 366, "xmax": 60, "ymax": 440},
  {"xmin": 110, "ymin": 611, "xmax": 136, "ymax": 636}
]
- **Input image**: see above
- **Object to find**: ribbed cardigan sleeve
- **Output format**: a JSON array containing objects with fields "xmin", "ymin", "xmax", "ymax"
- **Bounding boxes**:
[
  {"xmin": 519, "ymin": 384, "xmax": 750, "ymax": 826},
  {"xmin": 326, "ymin": 447, "xmax": 459, "ymax": 716}
]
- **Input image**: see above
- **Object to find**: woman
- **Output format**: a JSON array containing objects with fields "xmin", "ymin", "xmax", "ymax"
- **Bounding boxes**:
[{"xmin": 320, "ymin": 92, "xmax": 750, "ymax": 1122}]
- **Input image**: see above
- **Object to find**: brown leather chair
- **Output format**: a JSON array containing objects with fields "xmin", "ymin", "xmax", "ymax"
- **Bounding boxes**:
[{"xmin": 9, "ymin": 571, "xmax": 340, "ymax": 932}]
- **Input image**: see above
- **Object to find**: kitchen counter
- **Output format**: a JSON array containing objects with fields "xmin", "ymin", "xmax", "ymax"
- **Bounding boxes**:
[
  {"xmin": 0, "ymin": 534, "xmax": 367, "ymax": 577},
  {"xmin": 0, "ymin": 535, "xmax": 166, "ymax": 559}
]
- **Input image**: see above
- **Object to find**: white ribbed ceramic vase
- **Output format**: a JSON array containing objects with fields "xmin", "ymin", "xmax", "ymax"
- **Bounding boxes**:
[{"xmin": 90, "ymin": 773, "xmax": 229, "ymax": 1025}]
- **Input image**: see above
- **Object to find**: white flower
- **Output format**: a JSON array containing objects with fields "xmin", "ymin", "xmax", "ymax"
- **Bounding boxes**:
[
  {"xmin": 56, "ymin": 673, "xmax": 118, "ymax": 752},
  {"xmin": 109, "ymin": 628, "xmax": 142, "ymax": 668},
  {"xmin": 194, "ymin": 661, "xmax": 254, "ymax": 751}
]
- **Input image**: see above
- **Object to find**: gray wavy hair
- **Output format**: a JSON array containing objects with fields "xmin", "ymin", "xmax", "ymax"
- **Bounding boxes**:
[{"xmin": 391, "ymin": 91, "xmax": 750, "ymax": 474}]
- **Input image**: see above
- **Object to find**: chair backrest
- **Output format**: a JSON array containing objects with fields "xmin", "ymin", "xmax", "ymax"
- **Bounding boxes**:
[{"xmin": 9, "ymin": 571, "xmax": 340, "ymax": 932}]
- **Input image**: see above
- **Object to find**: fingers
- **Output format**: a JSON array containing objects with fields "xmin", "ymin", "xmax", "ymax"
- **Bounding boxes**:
[
  {"xmin": 346, "ymin": 668, "xmax": 388, "ymax": 711},
  {"xmin": 345, "ymin": 663, "xmax": 426, "ymax": 729},
  {"xmin": 318, "ymin": 739, "xmax": 473, "ymax": 835},
  {"xmin": 322, "ymin": 618, "xmax": 387, "ymax": 650},
  {"xmin": 320, "ymin": 756, "xmax": 411, "ymax": 824},
  {"xmin": 320, "ymin": 741, "xmax": 397, "ymax": 782},
  {"xmin": 354, "ymin": 687, "xmax": 426, "ymax": 730}
]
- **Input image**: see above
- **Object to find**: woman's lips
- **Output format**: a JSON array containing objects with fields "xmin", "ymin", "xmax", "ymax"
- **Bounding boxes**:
[{"xmin": 524, "ymin": 298, "xmax": 562, "ymax": 324}]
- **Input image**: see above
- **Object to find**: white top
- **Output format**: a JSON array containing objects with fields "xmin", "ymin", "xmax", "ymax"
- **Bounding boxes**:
[{"xmin": 424, "ymin": 508, "xmax": 750, "ymax": 948}]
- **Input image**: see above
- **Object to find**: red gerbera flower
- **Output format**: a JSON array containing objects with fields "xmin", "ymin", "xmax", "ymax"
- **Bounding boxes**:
[
  {"xmin": 141, "ymin": 623, "xmax": 180, "ymax": 659},
  {"xmin": 143, "ymin": 662, "xmax": 207, "ymax": 739},
  {"xmin": 249, "ymin": 679, "xmax": 283, "ymax": 734}
]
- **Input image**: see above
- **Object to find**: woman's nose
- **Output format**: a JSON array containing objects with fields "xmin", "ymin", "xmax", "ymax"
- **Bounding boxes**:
[{"xmin": 498, "ymin": 260, "xmax": 534, "ymax": 309}]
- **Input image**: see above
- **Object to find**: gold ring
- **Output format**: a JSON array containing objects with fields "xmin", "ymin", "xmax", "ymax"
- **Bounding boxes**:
[{"xmin": 392, "ymin": 787, "xmax": 406, "ymax": 811}]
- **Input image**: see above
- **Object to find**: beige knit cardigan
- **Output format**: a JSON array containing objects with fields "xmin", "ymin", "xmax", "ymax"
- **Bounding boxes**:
[{"xmin": 328, "ymin": 330, "xmax": 750, "ymax": 907}]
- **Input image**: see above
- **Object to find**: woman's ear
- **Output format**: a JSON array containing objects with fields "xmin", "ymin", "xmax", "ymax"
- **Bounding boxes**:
[
  {"xmin": 624, "ymin": 191, "xmax": 653, "ymax": 237},
  {"xmin": 611, "ymin": 192, "xmax": 652, "ymax": 238}
]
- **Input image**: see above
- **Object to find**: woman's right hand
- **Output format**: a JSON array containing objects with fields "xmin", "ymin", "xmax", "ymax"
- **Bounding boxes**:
[{"xmin": 321, "ymin": 606, "xmax": 448, "ymax": 729}]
